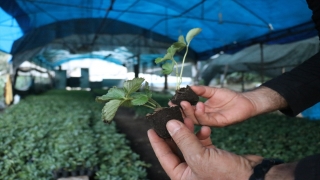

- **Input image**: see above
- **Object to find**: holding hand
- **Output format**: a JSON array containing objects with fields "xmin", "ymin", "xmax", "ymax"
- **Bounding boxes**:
[
  {"xmin": 148, "ymin": 118, "xmax": 263, "ymax": 180},
  {"xmin": 175, "ymin": 86, "xmax": 256, "ymax": 127},
  {"xmin": 176, "ymin": 86, "xmax": 287, "ymax": 127}
]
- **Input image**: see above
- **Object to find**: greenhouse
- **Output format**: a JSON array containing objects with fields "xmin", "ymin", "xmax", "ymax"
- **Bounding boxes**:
[{"xmin": 0, "ymin": 0, "xmax": 320, "ymax": 179}]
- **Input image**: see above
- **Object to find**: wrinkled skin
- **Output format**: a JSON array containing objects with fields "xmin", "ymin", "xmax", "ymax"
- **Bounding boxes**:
[{"xmin": 148, "ymin": 118, "xmax": 263, "ymax": 180}]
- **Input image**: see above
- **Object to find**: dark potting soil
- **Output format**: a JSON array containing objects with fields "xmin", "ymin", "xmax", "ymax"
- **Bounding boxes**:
[
  {"xmin": 114, "ymin": 107, "xmax": 170, "ymax": 180},
  {"xmin": 146, "ymin": 106, "xmax": 183, "ymax": 139},
  {"xmin": 170, "ymin": 85, "xmax": 199, "ymax": 106}
]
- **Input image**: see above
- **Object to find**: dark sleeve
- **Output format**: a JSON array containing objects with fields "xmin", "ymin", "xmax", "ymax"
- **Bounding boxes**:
[
  {"xmin": 294, "ymin": 154, "xmax": 320, "ymax": 180},
  {"xmin": 262, "ymin": 51, "xmax": 320, "ymax": 116},
  {"xmin": 306, "ymin": 0, "xmax": 320, "ymax": 39}
]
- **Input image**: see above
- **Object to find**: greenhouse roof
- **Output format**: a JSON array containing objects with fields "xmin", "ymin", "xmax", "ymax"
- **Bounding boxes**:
[{"xmin": 0, "ymin": 0, "xmax": 318, "ymax": 69}]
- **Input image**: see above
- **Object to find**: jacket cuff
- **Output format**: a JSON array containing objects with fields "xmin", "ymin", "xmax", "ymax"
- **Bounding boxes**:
[{"xmin": 294, "ymin": 154, "xmax": 320, "ymax": 180}]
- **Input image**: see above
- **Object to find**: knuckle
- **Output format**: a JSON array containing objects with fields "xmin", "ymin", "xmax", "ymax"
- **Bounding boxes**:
[{"xmin": 187, "ymin": 153, "xmax": 203, "ymax": 163}]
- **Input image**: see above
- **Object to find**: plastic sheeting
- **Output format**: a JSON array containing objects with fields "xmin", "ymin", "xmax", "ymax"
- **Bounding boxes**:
[
  {"xmin": 0, "ymin": 8, "xmax": 23, "ymax": 54},
  {"xmin": 0, "ymin": 0, "xmax": 318, "ymax": 70},
  {"xmin": 201, "ymin": 36, "xmax": 320, "ymax": 85}
]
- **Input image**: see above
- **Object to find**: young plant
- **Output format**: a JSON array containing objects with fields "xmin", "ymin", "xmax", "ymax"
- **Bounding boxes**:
[
  {"xmin": 154, "ymin": 28, "xmax": 202, "ymax": 90},
  {"xmin": 96, "ymin": 78, "xmax": 161, "ymax": 123},
  {"xmin": 96, "ymin": 28, "xmax": 201, "ymax": 138}
]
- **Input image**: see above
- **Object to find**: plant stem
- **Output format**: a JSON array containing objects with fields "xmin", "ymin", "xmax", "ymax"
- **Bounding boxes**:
[
  {"xmin": 148, "ymin": 98, "xmax": 162, "ymax": 108},
  {"xmin": 143, "ymin": 104, "xmax": 156, "ymax": 110},
  {"xmin": 178, "ymin": 44, "xmax": 189, "ymax": 89},
  {"xmin": 146, "ymin": 101, "xmax": 156, "ymax": 108},
  {"xmin": 172, "ymin": 59, "xmax": 179, "ymax": 90}
]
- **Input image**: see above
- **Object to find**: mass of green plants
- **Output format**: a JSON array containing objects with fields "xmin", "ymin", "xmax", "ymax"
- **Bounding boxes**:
[
  {"xmin": 2, "ymin": 88, "xmax": 318, "ymax": 179},
  {"xmin": 0, "ymin": 90, "xmax": 148, "ymax": 180},
  {"xmin": 208, "ymin": 113, "xmax": 320, "ymax": 162}
]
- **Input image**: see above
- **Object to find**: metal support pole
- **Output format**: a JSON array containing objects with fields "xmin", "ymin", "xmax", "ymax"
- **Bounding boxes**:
[
  {"xmin": 164, "ymin": 74, "xmax": 168, "ymax": 91},
  {"xmin": 241, "ymin": 71, "xmax": 245, "ymax": 92},
  {"xmin": 134, "ymin": 55, "xmax": 140, "ymax": 78},
  {"xmin": 221, "ymin": 64, "xmax": 228, "ymax": 88},
  {"xmin": 260, "ymin": 43, "xmax": 264, "ymax": 83}
]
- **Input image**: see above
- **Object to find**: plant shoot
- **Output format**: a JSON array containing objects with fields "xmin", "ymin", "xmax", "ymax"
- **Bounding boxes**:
[
  {"xmin": 96, "ymin": 78, "xmax": 161, "ymax": 123},
  {"xmin": 154, "ymin": 28, "xmax": 202, "ymax": 90}
]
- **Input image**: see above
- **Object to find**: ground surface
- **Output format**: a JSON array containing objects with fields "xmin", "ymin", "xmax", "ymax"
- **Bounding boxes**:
[{"xmin": 114, "ymin": 107, "xmax": 170, "ymax": 180}]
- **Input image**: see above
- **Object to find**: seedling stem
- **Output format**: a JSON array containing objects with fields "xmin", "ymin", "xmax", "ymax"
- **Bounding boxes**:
[{"xmin": 154, "ymin": 27, "xmax": 202, "ymax": 90}]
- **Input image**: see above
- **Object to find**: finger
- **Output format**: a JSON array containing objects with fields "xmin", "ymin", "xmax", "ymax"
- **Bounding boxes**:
[
  {"xmin": 196, "ymin": 126, "xmax": 214, "ymax": 147},
  {"xmin": 194, "ymin": 102, "xmax": 213, "ymax": 125},
  {"xmin": 185, "ymin": 119, "xmax": 213, "ymax": 148},
  {"xmin": 242, "ymin": 155, "xmax": 264, "ymax": 166},
  {"xmin": 183, "ymin": 117, "xmax": 195, "ymax": 132},
  {"xmin": 196, "ymin": 126, "xmax": 211, "ymax": 140},
  {"xmin": 190, "ymin": 85, "xmax": 217, "ymax": 99},
  {"xmin": 167, "ymin": 120, "xmax": 205, "ymax": 157},
  {"xmin": 147, "ymin": 129, "xmax": 187, "ymax": 177},
  {"xmin": 180, "ymin": 101, "xmax": 199, "ymax": 124},
  {"xmin": 164, "ymin": 138, "xmax": 185, "ymax": 162},
  {"xmin": 168, "ymin": 101, "xmax": 175, "ymax": 107}
]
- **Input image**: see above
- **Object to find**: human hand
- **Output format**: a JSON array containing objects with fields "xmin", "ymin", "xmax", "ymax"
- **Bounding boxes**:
[
  {"xmin": 148, "ymin": 118, "xmax": 263, "ymax": 180},
  {"xmin": 173, "ymin": 85, "xmax": 257, "ymax": 127}
]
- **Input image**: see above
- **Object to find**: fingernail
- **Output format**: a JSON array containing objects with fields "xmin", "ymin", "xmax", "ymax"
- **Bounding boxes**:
[
  {"xmin": 181, "ymin": 103, "xmax": 185, "ymax": 109},
  {"xmin": 167, "ymin": 121, "xmax": 181, "ymax": 136}
]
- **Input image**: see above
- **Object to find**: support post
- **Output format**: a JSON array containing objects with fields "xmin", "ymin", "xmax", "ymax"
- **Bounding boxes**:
[
  {"xmin": 164, "ymin": 74, "xmax": 168, "ymax": 91},
  {"xmin": 134, "ymin": 54, "xmax": 140, "ymax": 78},
  {"xmin": 241, "ymin": 71, "xmax": 245, "ymax": 92},
  {"xmin": 260, "ymin": 43, "xmax": 265, "ymax": 83},
  {"xmin": 221, "ymin": 64, "xmax": 228, "ymax": 88}
]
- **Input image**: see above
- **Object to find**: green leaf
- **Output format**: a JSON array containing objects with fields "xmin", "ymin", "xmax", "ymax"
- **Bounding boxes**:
[
  {"xmin": 131, "ymin": 93, "xmax": 149, "ymax": 106},
  {"xmin": 178, "ymin": 35, "xmax": 186, "ymax": 44},
  {"xmin": 101, "ymin": 99, "xmax": 123, "ymax": 123},
  {"xmin": 186, "ymin": 28, "xmax": 202, "ymax": 44},
  {"xmin": 95, "ymin": 87, "xmax": 126, "ymax": 102},
  {"xmin": 164, "ymin": 52, "xmax": 173, "ymax": 59},
  {"xmin": 167, "ymin": 46, "xmax": 177, "ymax": 56},
  {"xmin": 120, "ymin": 100, "xmax": 133, "ymax": 107},
  {"xmin": 123, "ymin": 78, "xmax": 145, "ymax": 94},
  {"xmin": 154, "ymin": 52, "xmax": 172, "ymax": 64},
  {"xmin": 95, "ymin": 96, "xmax": 109, "ymax": 103},
  {"xmin": 172, "ymin": 42, "xmax": 186, "ymax": 52},
  {"xmin": 162, "ymin": 62, "xmax": 174, "ymax": 74},
  {"xmin": 154, "ymin": 57, "xmax": 163, "ymax": 64}
]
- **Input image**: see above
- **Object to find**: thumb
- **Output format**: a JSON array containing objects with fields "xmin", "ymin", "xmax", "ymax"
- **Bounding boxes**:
[{"xmin": 167, "ymin": 120, "xmax": 205, "ymax": 157}]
